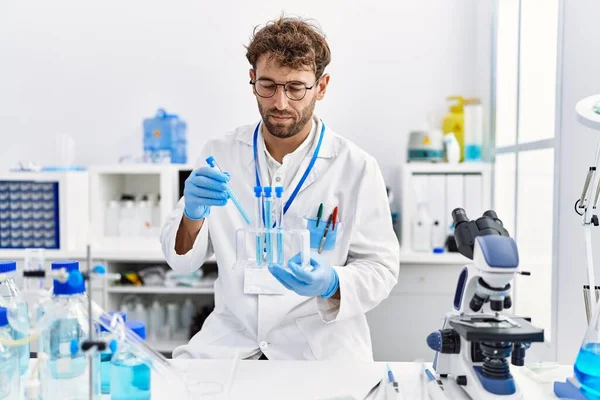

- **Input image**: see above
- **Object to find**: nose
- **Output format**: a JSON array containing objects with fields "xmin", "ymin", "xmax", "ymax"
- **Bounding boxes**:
[{"xmin": 273, "ymin": 86, "xmax": 289, "ymax": 110}]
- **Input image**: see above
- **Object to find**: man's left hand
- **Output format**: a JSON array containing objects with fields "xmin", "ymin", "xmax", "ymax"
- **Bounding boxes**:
[{"xmin": 268, "ymin": 252, "xmax": 339, "ymax": 298}]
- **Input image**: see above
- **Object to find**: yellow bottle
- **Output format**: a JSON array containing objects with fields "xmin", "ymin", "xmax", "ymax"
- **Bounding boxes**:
[{"xmin": 442, "ymin": 96, "xmax": 465, "ymax": 162}]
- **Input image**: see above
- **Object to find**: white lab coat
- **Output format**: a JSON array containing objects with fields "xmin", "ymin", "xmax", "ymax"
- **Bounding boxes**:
[{"xmin": 160, "ymin": 117, "xmax": 400, "ymax": 361}]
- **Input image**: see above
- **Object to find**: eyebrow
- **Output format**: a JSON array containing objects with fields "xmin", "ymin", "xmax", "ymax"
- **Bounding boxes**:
[{"xmin": 256, "ymin": 75, "xmax": 310, "ymax": 85}]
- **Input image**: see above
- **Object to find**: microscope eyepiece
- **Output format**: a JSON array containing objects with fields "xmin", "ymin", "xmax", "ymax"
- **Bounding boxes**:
[
  {"xmin": 452, "ymin": 208, "xmax": 469, "ymax": 226},
  {"xmin": 483, "ymin": 210, "xmax": 499, "ymax": 220}
]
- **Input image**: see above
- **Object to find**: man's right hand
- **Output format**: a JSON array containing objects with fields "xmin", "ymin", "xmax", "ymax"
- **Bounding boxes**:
[{"xmin": 183, "ymin": 167, "xmax": 230, "ymax": 220}]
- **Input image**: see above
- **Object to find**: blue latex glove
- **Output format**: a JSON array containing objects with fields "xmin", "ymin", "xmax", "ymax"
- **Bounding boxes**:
[
  {"xmin": 268, "ymin": 252, "xmax": 339, "ymax": 298},
  {"xmin": 183, "ymin": 167, "xmax": 230, "ymax": 220}
]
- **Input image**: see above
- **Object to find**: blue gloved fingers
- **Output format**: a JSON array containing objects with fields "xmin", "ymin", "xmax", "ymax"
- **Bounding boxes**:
[
  {"xmin": 185, "ymin": 185, "xmax": 229, "ymax": 200},
  {"xmin": 288, "ymin": 252, "xmax": 309, "ymax": 267},
  {"xmin": 189, "ymin": 175, "xmax": 230, "ymax": 192},
  {"xmin": 288, "ymin": 262, "xmax": 314, "ymax": 284},
  {"xmin": 268, "ymin": 266, "xmax": 294, "ymax": 290},
  {"xmin": 269, "ymin": 265, "xmax": 308, "ymax": 290},
  {"xmin": 192, "ymin": 167, "xmax": 230, "ymax": 182}
]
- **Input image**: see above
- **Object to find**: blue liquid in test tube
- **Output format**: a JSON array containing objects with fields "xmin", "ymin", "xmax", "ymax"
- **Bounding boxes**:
[
  {"xmin": 264, "ymin": 187, "xmax": 273, "ymax": 266},
  {"xmin": 254, "ymin": 186, "xmax": 263, "ymax": 266},
  {"xmin": 206, "ymin": 156, "xmax": 252, "ymax": 225},
  {"xmin": 275, "ymin": 186, "xmax": 284, "ymax": 266}
]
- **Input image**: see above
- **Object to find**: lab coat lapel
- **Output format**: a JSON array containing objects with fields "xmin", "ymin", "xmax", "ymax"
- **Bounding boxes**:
[
  {"xmin": 283, "ymin": 119, "xmax": 337, "ymax": 204},
  {"xmin": 240, "ymin": 123, "xmax": 270, "ymax": 187}
]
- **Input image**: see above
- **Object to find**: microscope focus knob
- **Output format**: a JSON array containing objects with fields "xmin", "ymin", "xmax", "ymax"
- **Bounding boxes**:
[{"xmin": 426, "ymin": 329, "xmax": 461, "ymax": 354}]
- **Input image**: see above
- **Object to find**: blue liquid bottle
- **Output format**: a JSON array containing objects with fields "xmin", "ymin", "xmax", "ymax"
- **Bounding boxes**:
[
  {"xmin": 0, "ymin": 260, "xmax": 29, "ymax": 375},
  {"xmin": 0, "ymin": 307, "xmax": 19, "ymax": 400},
  {"xmin": 100, "ymin": 311, "xmax": 126, "ymax": 394},
  {"xmin": 574, "ymin": 302, "xmax": 600, "ymax": 399},
  {"xmin": 110, "ymin": 321, "xmax": 151, "ymax": 400},
  {"xmin": 39, "ymin": 260, "xmax": 101, "ymax": 399}
]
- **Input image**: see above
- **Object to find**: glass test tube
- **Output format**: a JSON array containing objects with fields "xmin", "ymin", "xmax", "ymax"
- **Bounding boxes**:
[
  {"xmin": 264, "ymin": 187, "xmax": 273, "ymax": 266},
  {"xmin": 275, "ymin": 186, "xmax": 284, "ymax": 266},
  {"xmin": 254, "ymin": 186, "xmax": 263, "ymax": 266},
  {"xmin": 206, "ymin": 156, "xmax": 252, "ymax": 225}
]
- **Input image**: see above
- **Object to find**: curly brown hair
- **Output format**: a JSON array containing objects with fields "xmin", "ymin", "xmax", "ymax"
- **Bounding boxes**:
[{"xmin": 245, "ymin": 15, "xmax": 331, "ymax": 79}]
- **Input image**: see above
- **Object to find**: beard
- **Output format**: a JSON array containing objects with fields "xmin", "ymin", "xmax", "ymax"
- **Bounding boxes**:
[{"xmin": 258, "ymin": 96, "xmax": 316, "ymax": 139}]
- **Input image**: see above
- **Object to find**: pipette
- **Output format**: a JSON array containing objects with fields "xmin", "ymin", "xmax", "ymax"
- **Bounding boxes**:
[
  {"xmin": 264, "ymin": 187, "xmax": 273, "ymax": 266},
  {"xmin": 275, "ymin": 186, "xmax": 284, "ymax": 266},
  {"xmin": 206, "ymin": 156, "xmax": 252, "ymax": 225},
  {"xmin": 254, "ymin": 186, "xmax": 264, "ymax": 266}
]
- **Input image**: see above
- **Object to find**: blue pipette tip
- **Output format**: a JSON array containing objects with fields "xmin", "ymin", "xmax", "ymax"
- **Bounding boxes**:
[
  {"xmin": 206, "ymin": 156, "xmax": 216, "ymax": 167},
  {"xmin": 275, "ymin": 186, "xmax": 283, "ymax": 198},
  {"xmin": 254, "ymin": 186, "xmax": 262, "ymax": 197},
  {"xmin": 263, "ymin": 186, "xmax": 272, "ymax": 198}
]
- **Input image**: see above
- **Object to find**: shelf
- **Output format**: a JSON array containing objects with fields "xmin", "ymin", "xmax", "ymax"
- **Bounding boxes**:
[
  {"xmin": 403, "ymin": 162, "xmax": 491, "ymax": 174},
  {"xmin": 399, "ymin": 251, "xmax": 469, "ymax": 265},
  {"xmin": 147, "ymin": 338, "xmax": 188, "ymax": 353},
  {"xmin": 107, "ymin": 285, "xmax": 215, "ymax": 294},
  {"xmin": 0, "ymin": 249, "xmax": 87, "ymax": 260},
  {"xmin": 89, "ymin": 164, "xmax": 194, "ymax": 175}
]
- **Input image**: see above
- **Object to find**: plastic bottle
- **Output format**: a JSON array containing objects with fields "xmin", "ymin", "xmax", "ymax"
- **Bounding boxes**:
[
  {"xmin": 181, "ymin": 299, "xmax": 195, "ymax": 333},
  {"xmin": 100, "ymin": 312, "xmax": 126, "ymax": 395},
  {"xmin": 105, "ymin": 200, "xmax": 121, "ymax": 237},
  {"xmin": 412, "ymin": 202, "xmax": 433, "ymax": 252},
  {"xmin": 464, "ymin": 98, "xmax": 483, "ymax": 162},
  {"xmin": 431, "ymin": 220, "xmax": 446, "ymax": 253},
  {"xmin": 442, "ymin": 96, "xmax": 465, "ymax": 161},
  {"xmin": 39, "ymin": 260, "xmax": 101, "ymax": 399},
  {"xmin": 0, "ymin": 307, "xmax": 20, "ymax": 399},
  {"xmin": 110, "ymin": 321, "xmax": 151, "ymax": 400},
  {"xmin": 0, "ymin": 260, "xmax": 29, "ymax": 375},
  {"xmin": 149, "ymin": 300, "xmax": 165, "ymax": 340},
  {"xmin": 119, "ymin": 199, "xmax": 136, "ymax": 237},
  {"xmin": 166, "ymin": 303, "xmax": 179, "ymax": 339},
  {"xmin": 444, "ymin": 132, "xmax": 461, "ymax": 164}
]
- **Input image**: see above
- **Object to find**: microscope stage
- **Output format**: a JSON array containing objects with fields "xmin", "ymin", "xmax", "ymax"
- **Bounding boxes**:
[{"xmin": 449, "ymin": 315, "xmax": 544, "ymax": 343}]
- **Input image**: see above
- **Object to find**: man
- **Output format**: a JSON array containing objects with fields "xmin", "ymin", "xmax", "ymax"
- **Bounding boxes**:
[{"xmin": 161, "ymin": 16, "xmax": 399, "ymax": 361}]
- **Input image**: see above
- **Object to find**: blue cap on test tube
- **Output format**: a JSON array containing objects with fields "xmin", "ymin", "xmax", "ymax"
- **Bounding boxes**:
[
  {"xmin": 263, "ymin": 187, "xmax": 272, "ymax": 198},
  {"xmin": 206, "ymin": 156, "xmax": 216, "ymax": 167},
  {"xmin": 275, "ymin": 186, "xmax": 283, "ymax": 198},
  {"xmin": 254, "ymin": 186, "xmax": 262, "ymax": 197}
]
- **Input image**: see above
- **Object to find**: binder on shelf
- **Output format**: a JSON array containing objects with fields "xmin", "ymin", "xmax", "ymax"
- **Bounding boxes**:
[{"xmin": 464, "ymin": 175, "xmax": 484, "ymax": 219}]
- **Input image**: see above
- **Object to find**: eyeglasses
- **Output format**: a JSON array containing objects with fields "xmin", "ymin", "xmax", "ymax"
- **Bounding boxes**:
[{"xmin": 250, "ymin": 78, "xmax": 320, "ymax": 101}]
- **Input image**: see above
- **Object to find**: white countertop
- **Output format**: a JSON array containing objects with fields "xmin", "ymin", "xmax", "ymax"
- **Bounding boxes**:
[{"xmin": 25, "ymin": 359, "xmax": 574, "ymax": 399}]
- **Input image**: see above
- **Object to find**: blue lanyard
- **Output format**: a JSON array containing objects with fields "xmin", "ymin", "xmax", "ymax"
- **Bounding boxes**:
[{"xmin": 253, "ymin": 120, "xmax": 326, "ymax": 216}]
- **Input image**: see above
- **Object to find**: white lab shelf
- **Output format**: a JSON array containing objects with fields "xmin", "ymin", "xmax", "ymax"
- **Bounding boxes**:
[
  {"xmin": 398, "ymin": 251, "xmax": 469, "ymax": 265},
  {"xmin": 398, "ymin": 162, "xmax": 492, "ymax": 252},
  {"xmin": 107, "ymin": 285, "xmax": 215, "ymax": 295},
  {"xmin": 402, "ymin": 162, "xmax": 492, "ymax": 174},
  {"xmin": 0, "ymin": 249, "xmax": 86, "ymax": 260}
]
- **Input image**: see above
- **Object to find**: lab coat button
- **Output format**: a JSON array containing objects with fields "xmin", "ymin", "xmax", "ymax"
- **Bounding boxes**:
[
  {"xmin": 275, "ymin": 177, "xmax": 281, "ymax": 182},
  {"xmin": 259, "ymin": 341, "xmax": 269, "ymax": 350}
]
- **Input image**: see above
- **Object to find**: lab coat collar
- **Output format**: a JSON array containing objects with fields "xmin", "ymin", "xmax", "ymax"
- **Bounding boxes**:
[
  {"xmin": 239, "ymin": 116, "xmax": 339, "ymax": 201},
  {"xmin": 236, "ymin": 115, "xmax": 339, "ymax": 160}
]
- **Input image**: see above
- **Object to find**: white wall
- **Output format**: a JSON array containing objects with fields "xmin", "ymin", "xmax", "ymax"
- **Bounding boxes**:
[
  {"xmin": 0, "ymin": 0, "xmax": 489, "ymax": 182},
  {"xmin": 556, "ymin": 0, "xmax": 600, "ymax": 363}
]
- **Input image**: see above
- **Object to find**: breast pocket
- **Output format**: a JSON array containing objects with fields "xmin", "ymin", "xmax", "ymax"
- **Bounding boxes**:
[{"xmin": 303, "ymin": 203, "xmax": 343, "ymax": 253}]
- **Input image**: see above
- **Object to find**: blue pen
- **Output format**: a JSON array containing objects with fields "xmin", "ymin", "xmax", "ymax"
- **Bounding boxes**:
[
  {"xmin": 386, "ymin": 363, "xmax": 399, "ymax": 393},
  {"xmin": 206, "ymin": 156, "xmax": 252, "ymax": 225},
  {"xmin": 424, "ymin": 368, "xmax": 447, "ymax": 400}
]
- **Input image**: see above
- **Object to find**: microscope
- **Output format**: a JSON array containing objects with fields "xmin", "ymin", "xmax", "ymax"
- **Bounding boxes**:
[{"xmin": 426, "ymin": 208, "xmax": 545, "ymax": 400}]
